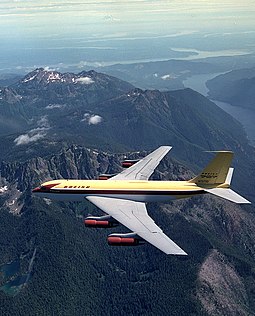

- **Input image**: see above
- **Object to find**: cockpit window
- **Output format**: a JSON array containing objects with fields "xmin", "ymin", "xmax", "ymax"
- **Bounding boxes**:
[{"xmin": 39, "ymin": 183, "xmax": 60, "ymax": 191}]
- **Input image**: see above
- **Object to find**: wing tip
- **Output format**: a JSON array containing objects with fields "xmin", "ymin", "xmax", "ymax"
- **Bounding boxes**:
[
  {"xmin": 173, "ymin": 254, "xmax": 189, "ymax": 261},
  {"xmin": 166, "ymin": 250, "xmax": 188, "ymax": 256}
]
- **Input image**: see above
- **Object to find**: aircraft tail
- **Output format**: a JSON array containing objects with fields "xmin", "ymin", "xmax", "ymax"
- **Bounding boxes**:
[
  {"xmin": 189, "ymin": 151, "xmax": 251, "ymax": 204},
  {"xmin": 203, "ymin": 187, "xmax": 250, "ymax": 204},
  {"xmin": 189, "ymin": 151, "xmax": 233, "ymax": 186}
]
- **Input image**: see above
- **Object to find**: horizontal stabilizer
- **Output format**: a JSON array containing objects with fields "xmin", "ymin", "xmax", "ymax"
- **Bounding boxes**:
[{"xmin": 204, "ymin": 188, "xmax": 251, "ymax": 204}]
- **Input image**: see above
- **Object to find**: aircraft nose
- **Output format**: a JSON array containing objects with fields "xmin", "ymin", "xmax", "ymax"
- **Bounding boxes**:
[{"xmin": 32, "ymin": 187, "xmax": 41, "ymax": 193}]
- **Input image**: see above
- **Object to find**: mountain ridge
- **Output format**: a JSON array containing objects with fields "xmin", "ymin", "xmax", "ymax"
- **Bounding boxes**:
[
  {"xmin": 1, "ymin": 68, "xmax": 255, "ymax": 314},
  {"xmin": 206, "ymin": 67, "xmax": 255, "ymax": 109},
  {"xmin": 1, "ymin": 145, "xmax": 255, "ymax": 315}
]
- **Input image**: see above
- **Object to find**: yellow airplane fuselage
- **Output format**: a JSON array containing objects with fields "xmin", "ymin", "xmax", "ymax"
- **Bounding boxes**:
[{"xmin": 33, "ymin": 179, "xmax": 205, "ymax": 203}]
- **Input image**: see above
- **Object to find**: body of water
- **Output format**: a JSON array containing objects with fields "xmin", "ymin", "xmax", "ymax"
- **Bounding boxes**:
[{"xmin": 183, "ymin": 73, "xmax": 255, "ymax": 146}]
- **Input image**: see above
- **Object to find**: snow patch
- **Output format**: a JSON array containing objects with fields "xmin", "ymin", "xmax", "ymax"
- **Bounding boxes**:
[
  {"xmin": 47, "ymin": 72, "xmax": 61, "ymax": 82},
  {"xmin": 22, "ymin": 74, "xmax": 37, "ymax": 83},
  {"xmin": 0, "ymin": 186, "xmax": 8, "ymax": 193}
]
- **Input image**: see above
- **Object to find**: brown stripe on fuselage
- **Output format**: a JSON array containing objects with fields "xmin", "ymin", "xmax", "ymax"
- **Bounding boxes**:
[{"xmin": 42, "ymin": 189, "xmax": 205, "ymax": 196}]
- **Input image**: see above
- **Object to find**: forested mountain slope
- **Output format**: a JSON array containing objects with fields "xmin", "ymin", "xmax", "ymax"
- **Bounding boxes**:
[
  {"xmin": 207, "ymin": 67, "xmax": 255, "ymax": 109},
  {"xmin": 0, "ymin": 69, "xmax": 255, "ymax": 315}
]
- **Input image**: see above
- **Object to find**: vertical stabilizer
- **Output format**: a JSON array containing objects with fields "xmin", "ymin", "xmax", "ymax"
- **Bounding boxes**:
[{"xmin": 189, "ymin": 151, "xmax": 233, "ymax": 186}]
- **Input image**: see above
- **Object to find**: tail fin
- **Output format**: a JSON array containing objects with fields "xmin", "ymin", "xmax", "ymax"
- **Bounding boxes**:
[
  {"xmin": 189, "ymin": 151, "xmax": 233, "ymax": 186},
  {"xmin": 190, "ymin": 152, "xmax": 251, "ymax": 204}
]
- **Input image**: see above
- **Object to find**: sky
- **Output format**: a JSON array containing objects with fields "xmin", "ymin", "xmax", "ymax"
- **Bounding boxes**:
[
  {"xmin": 0, "ymin": 0, "xmax": 255, "ymax": 72},
  {"xmin": 1, "ymin": 1, "xmax": 255, "ymax": 38}
]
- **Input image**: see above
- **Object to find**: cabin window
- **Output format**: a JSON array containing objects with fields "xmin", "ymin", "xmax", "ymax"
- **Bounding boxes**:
[
  {"xmin": 86, "ymin": 186, "xmax": 90, "ymax": 188},
  {"xmin": 69, "ymin": 186, "xmax": 73, "ymax": 188},
  {"xmin": 64, "ymin": 186, "xmax": 68, "ymax": 188}
]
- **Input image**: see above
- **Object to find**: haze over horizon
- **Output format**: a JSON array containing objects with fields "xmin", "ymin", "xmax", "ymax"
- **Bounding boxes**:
[{"xmin": 0, "ymin": 0, "xmax": 255, "ymax": 72}]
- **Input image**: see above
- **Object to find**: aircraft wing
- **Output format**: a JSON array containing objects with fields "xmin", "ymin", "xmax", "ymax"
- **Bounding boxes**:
[
  {"xmin": 86, "ymin": 196, "xmax": 187, "ymax": 255},
  {"xmin": 110, "ymin": 146, "xmax": 172, "ymax": 181}
]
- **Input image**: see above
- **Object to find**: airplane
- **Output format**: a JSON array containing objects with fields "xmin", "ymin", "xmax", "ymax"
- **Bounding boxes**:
[{"xmin": 32, "ymin": 146, "xmax": 250, "ymax": 256}]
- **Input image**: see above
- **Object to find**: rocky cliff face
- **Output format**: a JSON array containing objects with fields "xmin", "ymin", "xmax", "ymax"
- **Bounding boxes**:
[
  {"xmin": 198, "ymin": 250, "xmax": 250, "ymax": 316},
  {"xmin": 161, "ymin": 193, "xmax": 255, "ymax": 315}
]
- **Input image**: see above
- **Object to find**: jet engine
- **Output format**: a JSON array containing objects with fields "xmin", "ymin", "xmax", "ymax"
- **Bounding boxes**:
[
  {"xmin": 84, "ymin": 215, "xmax": 119, "ymax": 228},
  {"xmin": 121, "ymin": 159, "xmax": 140, "ymax": 168},
  {"xmin": 107, "ymin": 233, "xmax": 145, "ymax": 246},
  {"xmin": 98, "ymin": 173, "xmax": 117, "ymax": 180}
]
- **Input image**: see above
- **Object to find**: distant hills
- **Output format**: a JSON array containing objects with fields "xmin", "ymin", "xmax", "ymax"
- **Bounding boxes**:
[
  {"xmin": 0, "ymin": 68, "xmax": 249, "ymax": 166},
  {"xmin": 101, "ymin": 59, "xmax": 225, "ymax": 91},
  {"xmin": 207, "ymin": 67, "xmax": 255, "ymax": 109}
]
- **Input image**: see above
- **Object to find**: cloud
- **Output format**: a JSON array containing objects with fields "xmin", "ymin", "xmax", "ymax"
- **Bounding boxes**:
[
  {"xmin": 81, "ymin": 113, "xmax": 103, "ymax": 125},
  {"xmin": 14, "ymin": 115, "xmax": 50, "ymax": 145},
  {"xmin": 37, "ymin": 115, "xmax": 50, "ymax": 128},
  {"xmin": 89, "ymin": 115, "xmax": 102, "ymax": 125},
  {"xmin": 14, "ymin": 132, "xmax": 46, "ymax": 145},
  {"xmin": 161, "ymin": 74, "xmax": 178, "ymax": 80},
  {"xmin": 44, "ymin": 66, "xmax": 55, "ymax": 71},
  {"xmin": 46, "ymin": 103, "xmax": 66, "ymax": 110},
  {"xmin": 75, "ymin": 77, "xmax": 94, "ymax": 84}
]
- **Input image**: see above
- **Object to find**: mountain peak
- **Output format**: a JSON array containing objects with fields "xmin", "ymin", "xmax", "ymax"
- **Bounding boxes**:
[
  {"xmin": 20, "ymin": 68, "xmax": 96, "ymax": 86},
  {"xmin": 20, "ymin": 68, "xmax": 77, "ymax": 85},
  {"xmin": 19, "ymin": 69, "xmax": 134, "ymax": 91}
]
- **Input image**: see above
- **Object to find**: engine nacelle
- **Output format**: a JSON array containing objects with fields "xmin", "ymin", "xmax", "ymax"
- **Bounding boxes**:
[
  {"xmin": 121, "ymin": 159, "xmax": 140, "ymax": 168},
  {"xmin": 98, "ymin": 173, "xmax": 117, "ymax": 180},
  {"xmin": 84, "ymin": 215, "xmax": 119, "ymax": 228},
  {"xmin": 107, "ymin": 233, "xmax": 145, "ymax": 246}
]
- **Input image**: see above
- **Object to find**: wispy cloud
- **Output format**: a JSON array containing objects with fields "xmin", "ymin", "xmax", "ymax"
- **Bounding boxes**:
[
  {"xmin": 75, "ymin": 77, "xmax": 94, "ymax": 84},
  {"xmin": 14, "ymin": 116, "xmax": 50, "ymax": 145},
  {"xmin": 46, "ymin": 103, "xmax": 66, "ymax": 110},
  {"xmin": 14, "ymin": 131, "xmax": 46, "ymax": 145},
  {"xmin": 161, "ymin": 74, "xmax": 178, "ymax": 80}
]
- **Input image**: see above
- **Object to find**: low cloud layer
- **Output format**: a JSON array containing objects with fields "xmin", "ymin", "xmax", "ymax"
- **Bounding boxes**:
[
  {"xmin": 75, "ymin": 77, "xmax": 94, "ymax": 85},
  {"xmin": 14, "ymin": 116, "xmax": 50, "ymax": 145},
  {"xmin": 14, "ymin": 131, "xmax": 46, "ymax": 145},
  {"xmin": 161, "ymin": 74, "xmax": 178, "ymax": 80},
  {"xmin": 81, "ymin": 113, "xmax": 103, "ymax": 125}
]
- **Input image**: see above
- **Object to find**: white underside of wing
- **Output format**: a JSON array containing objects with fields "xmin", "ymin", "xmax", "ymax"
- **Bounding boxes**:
[
  {"xmin": 86, "ymin": 196, "xmax": 187, "ymax": 255},
  {"xmin": 204, "ymin": 188, "xmax": 251, "ymax": 204}
]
